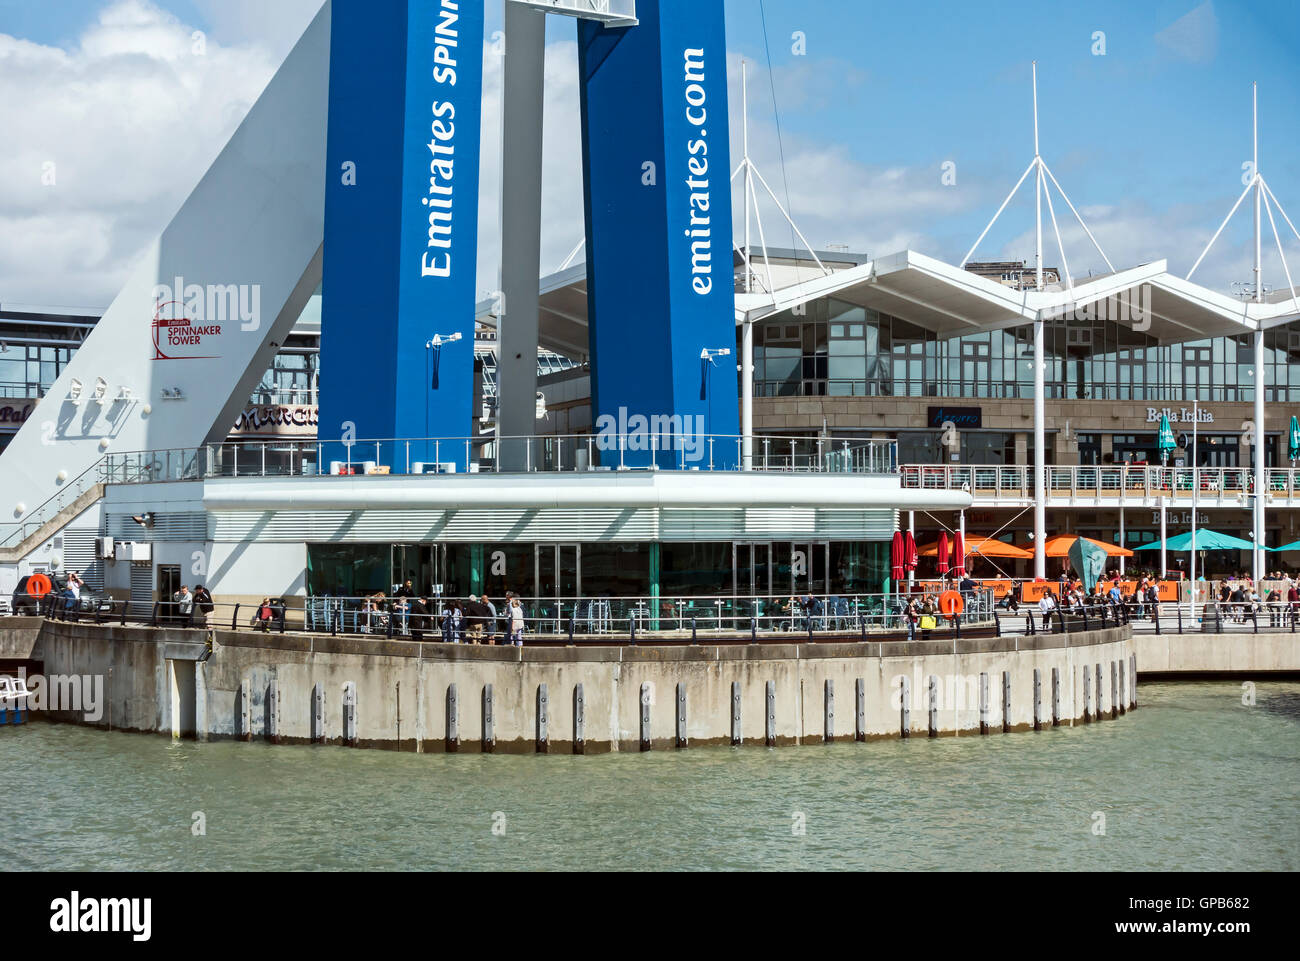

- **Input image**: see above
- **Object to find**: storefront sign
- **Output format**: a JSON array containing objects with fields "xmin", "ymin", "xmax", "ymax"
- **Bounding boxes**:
[
  {"xmin": 927, "ymin": 406, "xmax": 981, "ymax": 429},
  {"xmin": 0, "ymin": 402, "xmax": 34, "ymax": 430},
  {"xmin": 1150, "ymin": 512, "xmax": 1208, "ymax": 525},
  {"xmin": 1146, "ymin": 407, "xmax": 1213, "ymax": 425},
  {"xmin": 231, "ymin": 405, "xmax": 318, "ymax": 437}
]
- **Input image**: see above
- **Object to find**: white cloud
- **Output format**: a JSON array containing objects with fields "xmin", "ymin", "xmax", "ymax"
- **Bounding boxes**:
[{"xmin": 0, "ymin": 0, "xmax": 281, "ymax": 307}]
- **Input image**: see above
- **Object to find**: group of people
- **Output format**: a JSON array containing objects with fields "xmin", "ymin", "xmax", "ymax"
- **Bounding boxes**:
[
  {"xmin": 170, "ymin": 583, "xmax": 214, "ymax": 626},
  {"xmin": 898, "ymin": 574, "xmax": 976, "ymax": 639},
  {"xmin": 1217, "ymin": 572, "xmax": 1300, "ymax": 625},
  {"xmin": 356, "ymin": 582, "xmax": 529, "ymax": 645}
]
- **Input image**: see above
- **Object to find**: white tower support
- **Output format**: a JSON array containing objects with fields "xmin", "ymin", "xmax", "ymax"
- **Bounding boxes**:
[{"xmin": 497, "ymin": 3, "xmax": 548, "ymax": 471}]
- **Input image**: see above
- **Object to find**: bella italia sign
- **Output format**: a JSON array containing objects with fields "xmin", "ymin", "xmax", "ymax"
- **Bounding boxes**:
[{"xmin": 1146, "ymin": 407, "xmax": 1214, "ymax": 425}]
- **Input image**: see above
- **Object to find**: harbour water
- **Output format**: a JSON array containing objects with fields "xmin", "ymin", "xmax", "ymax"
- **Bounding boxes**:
[{"xmin": 3, "ymin": 681, "xmax": 1296, "ymax": 871}]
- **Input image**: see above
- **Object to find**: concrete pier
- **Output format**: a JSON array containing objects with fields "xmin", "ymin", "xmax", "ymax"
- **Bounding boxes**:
[{"xmin": 7, "ymin": 619, "xmax": 1146, "ymax": 752}]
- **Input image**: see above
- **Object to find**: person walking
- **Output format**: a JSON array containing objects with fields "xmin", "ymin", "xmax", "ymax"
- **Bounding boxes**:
[{"xmin": 1039, "ymin": 589, "xmax": 1059, "ymax": 633}]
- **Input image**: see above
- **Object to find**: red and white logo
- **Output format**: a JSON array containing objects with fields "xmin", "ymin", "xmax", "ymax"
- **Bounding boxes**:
[{"xmin": 152, "ymin": 300, "xmax": 221, "ymax": 360}]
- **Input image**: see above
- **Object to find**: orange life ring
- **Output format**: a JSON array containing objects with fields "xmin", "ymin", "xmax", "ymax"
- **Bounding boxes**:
[
  {"xmin": 27, "ymin": 573, "xmax": 53, "ymax": 598},
  {"xmin": 939, "ymin": 590, "xmax": 964, "ymax": 618}
]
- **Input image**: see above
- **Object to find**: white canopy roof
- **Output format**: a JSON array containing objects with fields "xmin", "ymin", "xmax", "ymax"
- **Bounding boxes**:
[{"xmin": 478, "ymin": 247, "xmax": 1300, "ymax": 358}]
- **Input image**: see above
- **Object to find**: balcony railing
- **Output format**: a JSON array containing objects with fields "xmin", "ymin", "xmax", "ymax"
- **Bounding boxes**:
[
  {"xmin": 901, "ymin": 464, "xmax": 1300, "ymax": 502},
  {"xmin": 98, "ymin": 434, "xmax": 899, "ymax": 483}
]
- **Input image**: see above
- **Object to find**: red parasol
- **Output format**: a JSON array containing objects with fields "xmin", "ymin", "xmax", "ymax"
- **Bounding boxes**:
[
  {"xmin": 936, "ymin": 530, "xmax": 949, "ymax": 575},
  {"xmin": 890, "ymin": 531, "xmax": 905, "ymax": 581},
  {"xmin": 953, "ymin": 530, "xmax": 966, "ymax": 577},
  {"xmin": 904, "ymin": 530, "xmax": 918, "ymax": 572}
]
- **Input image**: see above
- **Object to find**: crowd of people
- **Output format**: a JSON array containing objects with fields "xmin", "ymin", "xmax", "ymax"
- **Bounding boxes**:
[
  {"xmin": 1215, "ymin": 571, "xmax": 1300, "ymax": 625},
  {"xmin": 351, "ymin": 581, "xmax": 528, "ymax": 644}
]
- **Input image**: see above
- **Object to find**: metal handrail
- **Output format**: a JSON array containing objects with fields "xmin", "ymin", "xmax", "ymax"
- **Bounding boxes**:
[
  {"xmin": 98, "ymin": 434, "xmax": 900, "ymax": 482},
  {"xmin": 0, "ymin": 454, "xmax": 107, "ymax": 548},
  {"xmin": 900, "ymin": 463, "xmax": 1300, "ymax": 501}
]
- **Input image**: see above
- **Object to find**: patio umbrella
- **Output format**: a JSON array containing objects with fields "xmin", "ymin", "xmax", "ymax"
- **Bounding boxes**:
[
  {"xmin": 1031, "ymin": 534, "xmax": 1134, "ymax": 558},
  {"xmin": 952, "ymin": 530, "xmax": 966, "ymax": 577},
  {"xmin": 936, "ymin": 531, "xmax": 949, "ymax": 575},
  {"xmin": 918, "ymin": 537, "xmax": 1031, "ymax": 559},
  {"xmin": 904, "ymin": 530, "xmax": 918, "ymax": 572},
  {"xmin": 1290, "ymin": 415, "xmax": 1300, "ymax": 464},
  {"xmin": 890, "ymin": 531, "xmax": 905, "ymax": 581},
  {"xmin": 1134, "ymin": 529, "xmax": 1269, "ymax": 552},
  {"xmin": 1157, "ymin": 412, "xmax": 1176, "ymax": 465}
]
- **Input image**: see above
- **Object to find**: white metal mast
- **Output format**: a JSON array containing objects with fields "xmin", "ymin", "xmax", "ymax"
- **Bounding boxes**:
[
  {"xmin": 960, "ymin": 63, "xmax": 1116, "ymax": 583},
  {"xmin": 1253, "ymin": 83, "xmax": 1266, "ymax": 585},
  {"xmin": 1187, "ymin": 83, "xmax": 1300, "ymax": 584},
  {"xmin": 741, "ymin": 60, "xmax": 754, "ymax": 470},
  {"xmin": 1032, "ymin": 61, "xmax": 1046, "ymax": 582}
]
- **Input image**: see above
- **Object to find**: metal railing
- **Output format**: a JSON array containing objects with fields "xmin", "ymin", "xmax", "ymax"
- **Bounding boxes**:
[
  {"xmin": 72, "ymin": 590, "xmax": 992, "ymax": 643},
  {"xmin": 999, "ymin": 596, "xmax": 1300, "ymax": 636},
  {"xmin": 97, "ymin": 434, "xmax": 899, "ymax": 483},
  {"xmin": 0, "ymin": 455, "xmax": 105, "ymax": 548},
  {"xmin": 901, "ymin": 463, "xmax": 1300, "ymax": 502},
  {"xmin": 296, "ymin": 590, "xmax": 995, "ymax": 638}
]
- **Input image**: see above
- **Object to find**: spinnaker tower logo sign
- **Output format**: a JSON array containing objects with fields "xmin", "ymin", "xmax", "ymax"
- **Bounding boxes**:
[
  {"xmin": 152, "ymin": 300, "xmax": 220, "ymax": 360},
  {"xmin": 150, "ymin": 279, "xmax": 261, "ymax": 360}
]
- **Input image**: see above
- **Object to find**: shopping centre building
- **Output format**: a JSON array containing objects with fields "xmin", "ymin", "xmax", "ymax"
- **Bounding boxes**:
[{"xmin": 2, "ymin": 0, "xmax": 1299, "ymax": 620}]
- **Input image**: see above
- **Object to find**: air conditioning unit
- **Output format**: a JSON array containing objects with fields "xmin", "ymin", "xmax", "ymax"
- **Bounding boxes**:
[
  {"xmin": 98, "ymin": 536, "xmax": 115, "ymax": 559},
  {"xmin": 119, "ymin": 542, "xmax": 152, "ymax": 562}
]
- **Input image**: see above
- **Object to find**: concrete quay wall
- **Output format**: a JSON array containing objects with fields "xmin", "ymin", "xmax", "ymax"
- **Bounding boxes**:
[
  {"xmin": 1133, "ymin": 631, "xmax": 1300, "ymax": 676},
  {"xmin": 24, "ymin": 622, "xmax": 1137, "ymax": 751}
]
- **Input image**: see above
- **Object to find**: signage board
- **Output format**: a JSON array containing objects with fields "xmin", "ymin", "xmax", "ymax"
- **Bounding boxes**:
[{"xmin": 926, "ymin": 406, "xmax": 981, "ymax": 429}]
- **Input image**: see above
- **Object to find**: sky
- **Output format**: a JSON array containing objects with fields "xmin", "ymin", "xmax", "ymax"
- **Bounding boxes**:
[{"xmin": 0, "ymin": 0, "xmax": 1298, "ymax": 311}]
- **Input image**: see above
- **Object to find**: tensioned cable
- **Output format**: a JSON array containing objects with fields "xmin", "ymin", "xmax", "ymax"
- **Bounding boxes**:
[{"xmin": 757, "ymin": 0, "xmax": 803, "ymax": 282}]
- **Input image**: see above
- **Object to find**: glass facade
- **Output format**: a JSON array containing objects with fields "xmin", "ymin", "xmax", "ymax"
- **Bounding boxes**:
[
  {"xmin": 750, "ymin": 298, "xmax": 1300, "ymax": 402},
  {"xmin": 307, "ymin": 540, "xmax": 892, "ymax": 601},
  {"xmin": 0, "ymin": 343, "xmax": 75, "ymax": 399}
]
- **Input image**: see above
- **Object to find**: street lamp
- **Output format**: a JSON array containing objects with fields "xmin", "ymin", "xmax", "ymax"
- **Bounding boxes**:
[
  {"xmin": 424, "ymin": 332, "xmax": 463, "ymax": 463},
  {"xmin": 700, "ymin": 347, "xmax": 731, "ymax": 440},
  {"xmin": 426, "ymin": 331, "xmax": 463, "ymax": 389}
]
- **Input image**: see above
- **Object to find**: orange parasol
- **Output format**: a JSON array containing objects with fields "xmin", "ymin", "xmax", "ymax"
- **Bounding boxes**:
[
  {"xmin": 1030, "ymin": 534, "xmax": 1134, "ymax": 558},
  {"xmin": 918, "ymin": 537, "xmax": 1032, "ymax": 559}
]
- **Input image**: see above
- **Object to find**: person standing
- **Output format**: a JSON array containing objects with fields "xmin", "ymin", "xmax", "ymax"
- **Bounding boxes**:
[
  {"xmin": 411, "ymin": 596, "xmax": 428, "ymax": 642},
  {"xmin": 174, "ymin": 584, "xmax": 194, "ymax": 627},
  {"xmin": 508, "ymin": 597, "xmax": 525, "ymax": 646},
  {"xmin": 484, "ymin": 595, "xmax": 499, "ymax": 645},
  {"xmin": 192, "ymin": 584, "xmax": 214, "ymax": 625}
]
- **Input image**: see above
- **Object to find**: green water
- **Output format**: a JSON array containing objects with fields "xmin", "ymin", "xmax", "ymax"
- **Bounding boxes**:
[{"xmin": 3, "ymin": 682, "xmax": 1296, "ymax": 871}]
